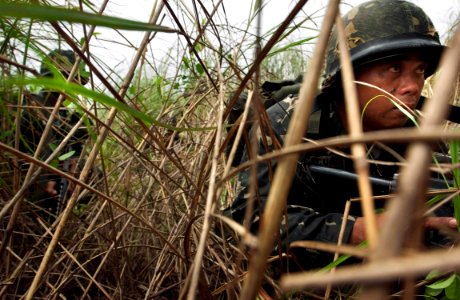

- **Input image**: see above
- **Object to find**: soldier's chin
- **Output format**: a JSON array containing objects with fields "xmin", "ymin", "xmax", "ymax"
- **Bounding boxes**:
[
  {"xmin": 387, "ymin": 117, "xmax": 410, "ymax": 129},
  {"xmin": 371, "ymin": 118, "xmax": 408, "ymax": 131}
]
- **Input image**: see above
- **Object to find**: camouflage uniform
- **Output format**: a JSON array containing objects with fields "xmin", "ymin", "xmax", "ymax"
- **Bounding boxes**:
[
  {"xmin": 228, "ymin": 95, "xmax": 420, "ymax": 268},
  {"xmin": 226, "ymin": 0, "xmax": 446, "ymax": 269},
  {"xmin": 20, "ymin": 50, "xmax": 90, "ymax": 218}
]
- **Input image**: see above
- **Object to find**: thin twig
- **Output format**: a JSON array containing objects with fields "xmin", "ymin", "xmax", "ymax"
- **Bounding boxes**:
[{"xmin": 240, "ymin": 1, "xmax": 340, "ymax": 299}]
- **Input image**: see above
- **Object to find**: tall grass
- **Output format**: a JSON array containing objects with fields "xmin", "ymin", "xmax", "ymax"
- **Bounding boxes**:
[
  {"xmin": 0, "ymin": 1, "xmax": 313, "ymax": 299},
  {"xmin": 0, "ymin": 1, "xmax": 459, "ymax": 300}
]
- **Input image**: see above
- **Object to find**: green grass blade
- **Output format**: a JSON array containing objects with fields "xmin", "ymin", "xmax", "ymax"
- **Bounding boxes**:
[
  {"xmin": 267, "ymin": 36, "xmax": 317, "ymax": 58},
  {"xmin": 6, "ymin": 76, "xmax": 215, "ymax": 132},
  {"xmin": 450, "ymin": 140, "xmax": 460, "ymax": 231},
  {"xmin": 360, "ymin": 95, "xmax": 418, "ymax": 128},
  {"xmin": 0, "ymin": 2, "xmax": 179, "ymax": 33}
]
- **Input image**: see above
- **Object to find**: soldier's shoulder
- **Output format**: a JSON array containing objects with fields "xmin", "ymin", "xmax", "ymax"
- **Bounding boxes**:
[{"xmin": 266, "ymin": 95, "xmax": 299, "ymax": 129}]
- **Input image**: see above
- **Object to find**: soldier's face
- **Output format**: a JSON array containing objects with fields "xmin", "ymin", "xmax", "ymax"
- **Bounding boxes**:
[{"xmin": 354, "ymin": 53, "xmax": 427, "ymax": 131}]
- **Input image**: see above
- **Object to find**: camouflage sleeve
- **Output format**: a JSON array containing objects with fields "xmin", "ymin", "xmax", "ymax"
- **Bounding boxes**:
[{"xmin": 228, "ymin": 95, "xmax": 356, "ymax": 267}]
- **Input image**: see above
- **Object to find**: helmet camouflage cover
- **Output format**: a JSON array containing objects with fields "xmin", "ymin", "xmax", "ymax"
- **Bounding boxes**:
[
  {"xmin": 40, "ymin": 49, "xmax": 89, "ymax": 85},
  {"xmin": 322, "ymin": 0, "xmax": 444, "ymax": 89}
]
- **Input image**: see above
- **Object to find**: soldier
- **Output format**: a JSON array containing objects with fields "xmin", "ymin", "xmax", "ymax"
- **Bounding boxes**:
[
  {"xmin": 20, "ymin": 49, "xmax": 90, "ymax": 220},
  {"xmin": 226, "ymin": 0, "xmax": 457, "ymax": 270}
]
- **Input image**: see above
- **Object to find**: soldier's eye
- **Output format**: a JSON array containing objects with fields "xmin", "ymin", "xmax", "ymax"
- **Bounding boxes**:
[
  {"xmin": 416, "ymin": 63, "xmax": 428, "ymax": 74},
  {"xmin": 389, "ymin": 65, "xmax": 401, "ymax": 73}
]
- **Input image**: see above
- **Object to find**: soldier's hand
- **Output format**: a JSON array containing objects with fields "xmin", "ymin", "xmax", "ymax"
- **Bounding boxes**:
[
  {"xmin": 45, "ymin": 180, "xmax": 58, "ymax": 197},
  {"xmin": 350, "ymin": 215, "xmax": 457, "ymax": 245},
  {"xmin": 350, "ymin": 214, "xmax": 385, "ymax": 245},
  {"xmin": 424, "ymin": 217, "xmax": 457, "ymax": 231}
]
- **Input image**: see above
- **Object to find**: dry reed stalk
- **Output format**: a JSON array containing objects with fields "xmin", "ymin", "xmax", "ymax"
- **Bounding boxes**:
[
  {"xmin": 76, "ymin": 191, "xmax": 152, "ymax": 299},
  {"xmin": 78, "ymin": 84, "xmax": 186, "ymax": 299},
  {"xmin": 0, "ymin": 135, "xmax": 185, "ymax": 246},
  {"xmin": 186, "ymin": 70, "xmax": 226, "ymax": 299},
  {"xmin": 335, "ymin": 12, "xmax": 378, "ymax": 247},
  {"xmin": 0, "ymin": 223, "xmax": 58, "ymax": 298},
  {"xmin": 23, "ymin": 2, "xmax": 172, "ymax": 297},
  {"xmin": 37, "ymin": 219, "xmax": 113, "ymax": 298},
  {"xmin": 0, "ymin": 142, "xmax": 110, "ymax": 203},
  {"xmin": 0, "ymin": 112, "xmax": 88, "ymax": 259},
  {"xmin": 290, "ymin": 240, "xmax": 367, "ymax": 259},
  {"xmin": 324, "ymin": 199, "xmax": 353, "ymax": 300},
  {"xmin": 224, "ymin": 90, "xmax": 254, "ymax": 174},
  {"xmin": 0, "ymin": 94, "xmax": 86, "ymax": 222},
  {"xmin": 0, "ymin": 2, "xmax": 112, "ymax": 260},
  {"xmin": 357, "ymin": 22, "xmax": 460, "ymax": 300},
  {"xmin": 223, "ymin": 0, "xmax": 310, "ymax": 122},
  {"xmin": 360, "ymin": 23, "xmax": 460, "ymax": 300},
  {"xmin": 281, "ymin": 246, "xmax": 460, "ymax": 290},
  {"xmin": 11, "ymin": 11, "xmax": 101, "ymax": 215},
  {"xmin": 240, "ymin": 1, "xmax": 340, "ymax": 299},
  {"xmin": 220, "ymin": 126, "xmax": 460, "ymax": 187},
  {"xmin": 378, "ymin": 23, "xmax": 460, "ymax": 255},
  {"xmin": 4, "ymin": 246, "xmax": 64, "ymax": 295},
  {"xmin": 163, "ymin": 1, "xmax": 217, "ymax": 92},
  {"xmin": 2, "ymin": 1, "xmax": 454, "ymax": 299}
]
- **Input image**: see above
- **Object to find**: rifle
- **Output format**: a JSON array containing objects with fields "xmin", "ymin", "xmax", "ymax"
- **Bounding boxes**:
[
  {"xmin": 309, "ymin": 164, "xmax": 455, "ymax": 218},
  {"xmin": 55, "ymin": 159, "xmax": 70, "ymax": 216},
  {"xmin": 309, "ymin": 165, "xmax": 454, "ymax": 194},
  {"xmin": 308, "ymin": 164, "xmax": 458, "ymax": 247}
]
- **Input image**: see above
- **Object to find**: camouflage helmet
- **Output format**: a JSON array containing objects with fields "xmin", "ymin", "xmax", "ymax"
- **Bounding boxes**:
[
  {"xmin": 40, "ymin": 49, "xmax": 89, "ymax": 85},
  {"xmin": 322, "ymin": 0, "xmax": 443, "ymax": 89}
]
